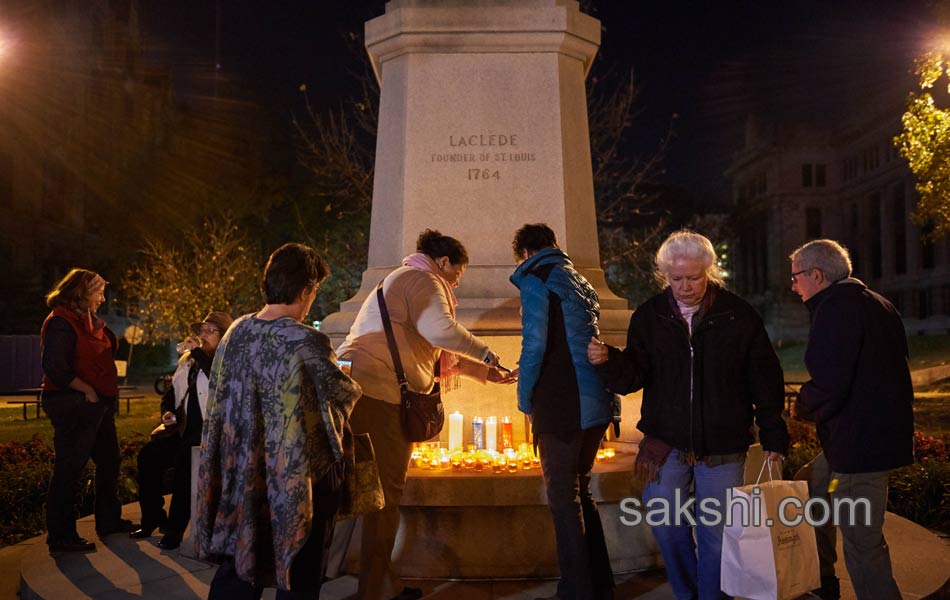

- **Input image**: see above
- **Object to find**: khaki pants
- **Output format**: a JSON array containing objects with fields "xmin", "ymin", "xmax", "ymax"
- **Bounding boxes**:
[
  {"xmin": 348, "ymin": 395, "xmax": 413, "ymax": 600},
  {"xmin": 796, "ymin": 452, "xmax": 901, "ymax": 600}
]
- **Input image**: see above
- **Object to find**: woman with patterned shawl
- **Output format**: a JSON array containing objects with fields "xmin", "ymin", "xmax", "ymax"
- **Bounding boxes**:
[{"xmin": 195, "ymin": 243, "xmax": 362, "ymax": 600}]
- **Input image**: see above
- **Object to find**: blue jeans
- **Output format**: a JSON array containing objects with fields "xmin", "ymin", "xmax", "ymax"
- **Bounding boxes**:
[{"xmin": 642, "ymin": 449, "xmax": 745, "ymax": 600}]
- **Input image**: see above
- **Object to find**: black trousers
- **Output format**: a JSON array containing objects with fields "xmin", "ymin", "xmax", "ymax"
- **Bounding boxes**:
[
  {"xmin": 136, "ymin": 433, "xmax": 196, "ymax": 531},
  {"xmin": 207, "ymin": 459, "xmax": 345, "ymax": 600},
  {"xmin": 42, "ymin": 392, "xmax": 123, "ymax": 544},
  {"xmin": 538, "ymin": 426, "xmax": 615, "ymax": 600}
]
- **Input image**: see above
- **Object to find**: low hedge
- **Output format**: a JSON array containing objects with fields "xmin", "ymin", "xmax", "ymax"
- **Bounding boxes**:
[
  {"xmin": 784, "ymin": 421, "xmax": 950, "ymax": 535},
  {"xmin": 0, "ymin": 434, "xmax": 144, "ymax": 547}
]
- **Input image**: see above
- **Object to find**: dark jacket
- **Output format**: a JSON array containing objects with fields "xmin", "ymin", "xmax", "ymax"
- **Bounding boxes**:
[
  {"xmin": 510, "ymin": 248, "xmax": 619, "ymax": 430},
  {"xmin": 601, "ymin": 286, "xmax": 789, "ymax": 456},
  {"xmin": 796, "ymin": 278, "xmax": 914, "ymax": 473}
]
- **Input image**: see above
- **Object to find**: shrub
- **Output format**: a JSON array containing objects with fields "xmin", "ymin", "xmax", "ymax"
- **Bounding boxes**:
[
  {"xmin": 778, "ymin": 423, "xmax": 950, "ymax": 534},
  {"xmin": 0, "ymin": 435, "xmax": 144, "ymax": 547},
  {"xmin": 888, "ymin": 460, "xmax": 950, "ymax": 534}
]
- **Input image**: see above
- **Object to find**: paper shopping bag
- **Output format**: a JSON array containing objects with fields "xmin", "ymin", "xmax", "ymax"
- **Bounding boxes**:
[{"xmin": 721, "ymin": 466, "xmax": 820, "ymax": 600}]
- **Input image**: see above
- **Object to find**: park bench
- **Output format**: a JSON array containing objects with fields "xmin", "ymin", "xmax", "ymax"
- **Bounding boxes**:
[{"xmin": 6, "ymin": 386, "xmax": 144, "ymax": 419}]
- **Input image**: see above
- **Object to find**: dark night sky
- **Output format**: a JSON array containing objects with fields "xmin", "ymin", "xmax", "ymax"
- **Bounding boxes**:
[{"xmin": 138, "ymin": 0, "xmax": 938, "ymax": 210}]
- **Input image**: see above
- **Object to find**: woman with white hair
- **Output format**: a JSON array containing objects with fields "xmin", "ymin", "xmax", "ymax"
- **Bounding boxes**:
[{"xmin": 588, "ymin": 230, "xmax": 789, "ymax": 600}]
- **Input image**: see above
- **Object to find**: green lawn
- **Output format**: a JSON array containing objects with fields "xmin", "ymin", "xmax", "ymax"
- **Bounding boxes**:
[
  {"xmin": 776, "ymin": 334, "xmax": 950, "ymax": 382},
  {"xmin": 0, "ymin": 391, "xmax": 160, "ymax": 443}
]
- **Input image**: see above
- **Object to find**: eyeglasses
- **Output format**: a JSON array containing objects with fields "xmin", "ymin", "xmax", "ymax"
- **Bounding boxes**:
[
  {"xmin": 198, "ymin": 326, "xmax": 221, "ymax": 335},
  {"xmin": 790, "ymin": 269, "xmax": 813, "ymax": 284}
]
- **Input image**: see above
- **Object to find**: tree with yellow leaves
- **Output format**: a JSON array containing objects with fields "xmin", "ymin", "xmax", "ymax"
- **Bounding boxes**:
[
  {"xmin": 122, "ymin": 214, "xmax": 260, "ymax": 343},
  {"xmin": 896, "ymin": 48, "xmax": 950, "ymax": 237}
]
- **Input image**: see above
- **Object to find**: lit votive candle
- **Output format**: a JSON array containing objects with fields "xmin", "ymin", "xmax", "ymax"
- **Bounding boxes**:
[
  {"xmin": 485, "ymin": 416, "xmax": 497, "ymax": 452},
  {"xmin": 603, "ymin": 447, "xmax": 616, "ymax": 461},
  {"xmin": 501, "ymin": 416, "xmax": 514, "ymax": 449},
  {"xmin": 448, "ymin": 411, "xmax": 463, "ymax": 451},
  {"xmin": 595, "ymin": 449, "xmax": 606, "ymax": 462}
]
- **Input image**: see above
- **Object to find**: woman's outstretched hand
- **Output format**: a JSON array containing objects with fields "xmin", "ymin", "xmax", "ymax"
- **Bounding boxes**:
[
  {"xmin": 487, "ymin": 367, "xmax": 518, "ymax": 384},
  {"xmin": 588, "ymin": 337, "xmax": 608, "ymax": 365}
]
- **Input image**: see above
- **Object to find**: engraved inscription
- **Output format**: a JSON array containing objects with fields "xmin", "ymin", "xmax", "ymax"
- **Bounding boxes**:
[{"xmin": 430, "ymin": 131, "xmax": 536, "ymax": 180}]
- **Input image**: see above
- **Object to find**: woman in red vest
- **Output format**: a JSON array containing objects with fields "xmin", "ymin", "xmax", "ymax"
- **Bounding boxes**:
[{"xmin": 41, "ymin": 268, "xmax": 132, "ymax": 552}]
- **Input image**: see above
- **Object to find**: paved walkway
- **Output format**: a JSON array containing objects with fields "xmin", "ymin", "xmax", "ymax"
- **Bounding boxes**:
[{"xmin": 4, "ymin": 500, "xmax": 948, "ymax": 600}]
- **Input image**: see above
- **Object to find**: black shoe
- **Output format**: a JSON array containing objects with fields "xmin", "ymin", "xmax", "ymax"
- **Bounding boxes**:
[
  {"xmin": 129, "ymin": 526, "xmax": 156, "ymax": 539},
  {"xmin": 49, "ymin": 537, "xmax": 95, "ymax": 552},
  {"xmin": 811, "ymin": 575, "xmax": 841, "ymax": 600},
  {"xmin": 157, "ymin": 530, "xmax": 183, "ymax": 550},
  {"xmin": 390, "ymin": 587, "xmax": 423, "ymax": 600},
  {"xmin": 97, "ymin": 518, "xmax": 134, "ymax": 537}
]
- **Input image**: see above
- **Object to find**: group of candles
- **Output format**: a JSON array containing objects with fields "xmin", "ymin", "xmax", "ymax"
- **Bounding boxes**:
[
  {"xmin": 411, "ymin": 441, "xmax": 540, "ymax": 473},
  {"xmin": 447, "ymin": 412, "xmax": 514, "ymax": 453}
]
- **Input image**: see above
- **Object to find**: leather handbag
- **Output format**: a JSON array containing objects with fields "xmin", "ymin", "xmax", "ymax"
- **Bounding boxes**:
[
  {"xmin": 337, "ymin": 430, "xmax": 384, "ymax": 520},
  {"xmin": 376, "ymin": 284, "xmax": 445, "ymax": 442}
]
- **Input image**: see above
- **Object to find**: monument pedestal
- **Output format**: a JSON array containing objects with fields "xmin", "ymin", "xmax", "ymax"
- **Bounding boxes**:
[{"xmin": 332, "ymin": 448, "xmax": 660, "ymax": 579}]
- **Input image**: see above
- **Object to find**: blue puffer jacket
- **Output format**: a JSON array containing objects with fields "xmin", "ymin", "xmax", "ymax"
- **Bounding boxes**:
[{"xmin": 510, "ymin": 248, "xmax": 619, "ymax": 430}]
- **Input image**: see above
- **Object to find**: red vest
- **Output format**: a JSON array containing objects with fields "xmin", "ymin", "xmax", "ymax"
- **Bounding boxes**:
[{"xmin": 41, "ymin": 306, "xmax": 119, "ymax": 397}]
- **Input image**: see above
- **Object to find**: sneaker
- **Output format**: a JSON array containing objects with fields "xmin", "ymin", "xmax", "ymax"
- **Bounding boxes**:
[{"xmin": 811, "ymin": 575, "xmax": 841, "ymax": 600}]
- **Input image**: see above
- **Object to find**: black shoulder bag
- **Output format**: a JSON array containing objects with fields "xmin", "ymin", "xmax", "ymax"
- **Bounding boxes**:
[{"xmin": 376, "ymin": 283, "xmax": 445, "ymax": 442}]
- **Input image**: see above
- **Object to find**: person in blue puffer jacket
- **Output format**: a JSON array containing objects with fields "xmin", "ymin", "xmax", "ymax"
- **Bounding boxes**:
[{"xmin": 509, "ymin": 223, "xmax": 619, "ymax": 600}]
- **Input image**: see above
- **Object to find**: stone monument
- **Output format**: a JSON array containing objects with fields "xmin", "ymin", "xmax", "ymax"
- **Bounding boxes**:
[
  {"xmin": 321, "ymin": 0, "xmax": 636, "ymax": 442},
  {"xmin": 321, "ymin": 0, "xmax": 658, "ymax": 579}
]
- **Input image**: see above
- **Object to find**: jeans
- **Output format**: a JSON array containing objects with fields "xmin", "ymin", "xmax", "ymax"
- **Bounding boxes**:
[
  {"xmin": 135, "ymin": 433, "xmax": 196, "ymax": 531},
  {"xmin": 538, "ymin": 426, "xmax": 614, "ymax": 600},
  {"xmin": 798, "ymin": 452, "xmax": 901, "ymax": 600},
  {"xmin": 642, "ymin": 449, "xmax": 745, "ymax": 600},
  {"xmin": 42, "ymin": 392, "xmax": 122, "ymax": 544}
]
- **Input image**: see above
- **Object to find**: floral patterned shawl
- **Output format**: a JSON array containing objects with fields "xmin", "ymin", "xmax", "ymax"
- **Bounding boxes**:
[{"xmin": 195, "ymin": 314, "xmax": 361, "ymax": 589}]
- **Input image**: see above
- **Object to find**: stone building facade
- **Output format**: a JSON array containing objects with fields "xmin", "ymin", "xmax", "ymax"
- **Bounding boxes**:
[{"xmin": 728, "ymin": 110, "xmax": 950, "ymax": 342}]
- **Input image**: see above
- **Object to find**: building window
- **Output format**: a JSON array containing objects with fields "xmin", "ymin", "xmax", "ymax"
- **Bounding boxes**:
[
  {"xmin": 815, "ymin": 163, "xmax": 826, "ymax": 187},
  {"xmin": 806, "ymin": 207, "xmax": 822, "ymax": 240},
  {"xmin": 893, "ymin": 184, "xmax": 906, "ymax": 275},
  {"xmin": 869, "ymin": 193, "xmax": 882, "ymax": 279},
  {"xmin": 922, "ymin": 223, "xmax": 936, "ymax": 269},
  {"xmin": 891, "ymin": 291, "xmax": 904, "ymax": 315},
  {"xmin": 802, "ymin": 164, "xmax": 813, "ymax": 188},
  {"xmin": 41, "ymin": 160, "xmax": 68, "ymax": 225},
  {"xmin": 848, "ymin": 202, "xmax": 861, "ymax": 277},
  {"xmin": 919, "ymin": 289, "xmax": 932, "ymax": 319}
]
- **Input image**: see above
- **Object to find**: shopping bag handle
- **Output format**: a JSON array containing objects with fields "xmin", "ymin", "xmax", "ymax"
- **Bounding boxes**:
[{"xmin": 755, "ymin": 457, "xmax": 780, "ymax": 485}]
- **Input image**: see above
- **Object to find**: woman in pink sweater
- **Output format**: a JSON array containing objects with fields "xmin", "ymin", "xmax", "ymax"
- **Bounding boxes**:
[{"xmin": 337, "ymin": 229, "xmax": 511, "ymax": 600}]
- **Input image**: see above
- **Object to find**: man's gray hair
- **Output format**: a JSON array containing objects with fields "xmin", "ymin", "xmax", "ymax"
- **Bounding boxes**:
[
  {"xmin": 655, "ymin": 230, "xmax": 724, "ymax": 287},
  {"xmin": 789, "ymin": 239, "xmax": 853, "ymax": 282}
]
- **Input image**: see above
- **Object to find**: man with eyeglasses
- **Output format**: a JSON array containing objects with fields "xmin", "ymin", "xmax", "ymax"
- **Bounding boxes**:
[
  {"xmin": 789, "ymin": 239, "xmax": 913, "ymax": 600},
  {"xmin": 129, "ymin": 311, "xmax": 233, "ymax": 550}
]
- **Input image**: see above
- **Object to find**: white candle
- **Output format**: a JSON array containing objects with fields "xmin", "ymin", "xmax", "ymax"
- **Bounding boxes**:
[
  {"xmin": 448, "ymin": 411, "xmax": 464, "ymax": 451},
  {"xmin": 485, "ymin": 416, "xmax": 497, "ymax": 452}
]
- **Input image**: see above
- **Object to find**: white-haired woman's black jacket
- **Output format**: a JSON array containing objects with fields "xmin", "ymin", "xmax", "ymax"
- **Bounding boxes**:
[{"xmin": 600, "ymin": 285, "xmax": 789, "ymax": 457}]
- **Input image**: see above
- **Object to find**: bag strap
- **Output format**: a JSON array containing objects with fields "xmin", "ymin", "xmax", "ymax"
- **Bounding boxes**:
[
  {"xmin": 755, "ymin": 456, "xmax": 780, "ymax": 484},
  {"xmin": 377, "ymin": 283, "xmax": 409, "ymax": 390},
  {"xmin": 376, "ymin": 283, "xmax": 440, "ymax": 393}
]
